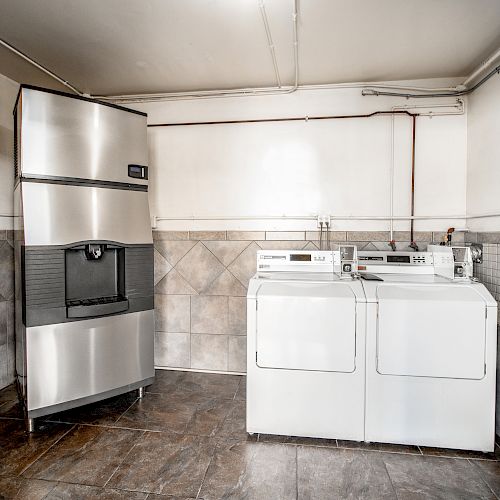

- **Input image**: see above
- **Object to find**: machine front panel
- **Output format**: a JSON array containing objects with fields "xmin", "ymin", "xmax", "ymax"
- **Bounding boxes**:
[
  {"xmin": 22, "ymin": 182, "xmax": 152, "ymax": 246},
  {"xmin": 26, "ymin": 310, "xmax": 154, "ymax": 411},
  {"xmin": 256, "ymin": 281, "xmax": 356, "ymax": 372},
  {"xmin": 20, "ymin": 87, "xmax": 148, "ymax": 185},
  {"xmin": 376, "ymin": 284, "xmax": 486, "ymax": 380}
]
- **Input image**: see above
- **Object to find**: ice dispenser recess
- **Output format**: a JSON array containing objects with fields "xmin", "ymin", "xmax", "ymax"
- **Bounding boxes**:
[{"xmin": 65, "ymin": 243, "xmax": 129, "ymax": 318}]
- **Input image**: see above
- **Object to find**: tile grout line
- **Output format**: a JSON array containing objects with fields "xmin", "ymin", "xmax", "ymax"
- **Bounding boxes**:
[
  {"xmin": 18, "ymin": 423, "xmax": 77, "ymax": 477},
  {"xmin": 295, "ymin": 445, "xmax": 299, "ymax": 500},
  {"xmin": 466, "ymin": 458, "xmax": 500, "ymax": 500},
  {"xmin": 194, "ymin": 437, "xmax": 219, "ymax": 499},
  {"xmin": 113, "ymin": 396, "xmax": 141, "ymax": 425},
  {"xmin": 103, "ymin": 429, "xmax": 148, "ymax": 488},
  {"xmin": 381, "ymin": 456, "xmax": 400, "ymax": 500}
]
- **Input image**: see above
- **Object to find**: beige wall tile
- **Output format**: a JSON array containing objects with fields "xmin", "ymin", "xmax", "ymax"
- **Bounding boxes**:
[
  {"xmin": 191, "ymin": 334, "xmax": 228, "ymax": 371},
  {"xmin": 203, "ymin": 270, "xmax": 247, "ymax": 297},
  {"xmin": 393, "ymin": 231, "xmax": 432, "ymax": 242},
  {"xmin": 306, "ymin": 231, "xmax": 347, "ymax": 241},
  {"xmin": 256, "ymin": 241, "xmax": 307, "ymax": 250},
  {"xmin": 155, "ymin": 331, "xmax": 190, "ymax": 368},
  {"xmin": 189, "ymin": 231, "xmax": 226, "ymax": 241},
  {"xmin": 265, "ymin": 231, "xmax": 305, "ymax": 241},
  {"xmin": 204, "ymin": 241, "xmax": 250, "ymax": 267},
  {"xmin": 227, "ymin": 242, "xmax": 260, "ymax": 288},
  {"xmin": 303, "ymin": 241, "xmax": 319, "ymax": 250},
  {"xmin": 155, "ymin": 294, "xmax": 190, "ymax": 333},
  {"xmin": 154, "ymin": 248, "xmax": 172, "ymax": 285},
  {"xmin": 175, "ymin": 242, "xmax": 225, "ymax": 293},
  {"xmin": 228, "ymin": 297, "xmax": 246, "ymax": 335},
  {"xmin": 477, "ymin": 232, "xmax": 500, "ymax": 244},
  {"xmin": 191, "ymin": 296, "xmax": 228, "ymax": 334},
  {"xmin": 227, "ymin": 231, "xmax": 265, "ymax": 241},
  {"xmin": 347, "ymin": 231, "xmax": 390, "ymax": 242},
  {"xmin": 228, "ymin": 336, "xmax": 246, "ymax": 373},
  {"xmin": 153, "ymin": 231, "xmax": 189, "ymax": 240},
  {"xmin": 154, "ymin": 240, "xmax": 196, "ymax": 266},
  {"xmin": 155, "ymin": 269, "xmax": 198, "ymax": 295}
]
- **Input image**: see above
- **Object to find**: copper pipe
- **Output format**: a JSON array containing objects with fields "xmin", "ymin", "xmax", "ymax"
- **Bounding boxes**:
[{"xmin": 147, "ymin": 110, "xmax": 418, "ymax": 127}]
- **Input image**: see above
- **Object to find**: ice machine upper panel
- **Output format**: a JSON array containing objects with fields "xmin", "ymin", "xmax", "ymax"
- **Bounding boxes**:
[{"xmin": 17, "ymin": 87, "xmax": 148, "ymax": 185}]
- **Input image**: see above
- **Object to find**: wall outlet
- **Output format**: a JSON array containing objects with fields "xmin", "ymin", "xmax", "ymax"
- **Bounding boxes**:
[
  {"xmin": 317, "ymin": 214, "xmax": 331, "ymax": 227},
  {"xmin": 151, "ymin": 215, "xmax": 157, "ymax": 229}
]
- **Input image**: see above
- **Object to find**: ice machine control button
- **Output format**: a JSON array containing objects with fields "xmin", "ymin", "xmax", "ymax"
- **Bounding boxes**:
[
  {"xmin": 128, "ymin": 164, "xmax": 148, "ymax": 180},
  {"xmin": 343, "ymin": 263, "xmax": 352, "ymax": 273}
]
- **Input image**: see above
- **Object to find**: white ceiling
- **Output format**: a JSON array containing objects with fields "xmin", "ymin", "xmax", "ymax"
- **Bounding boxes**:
[{"xmin": 0, "ymin": 0, "xmax": 499, "ymax": 95}]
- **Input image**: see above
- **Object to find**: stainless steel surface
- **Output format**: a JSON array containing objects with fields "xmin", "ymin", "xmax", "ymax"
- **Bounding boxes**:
[
  {"xmin": 20, "ymin": 88, "xmax": 148, "ymax": 184},
  {"xmin": 138, "ymin": 387, "xmax": 145, "ymax": 398},
  {"xmin": 27, "ymin": 418, "xmax": 35, "ymax": 433},
  {"xmin": 27, "ymin": 377, "xmax": 154, "ymax": 419},
  {"xmin": 26, "ymin": 310, "xmax": 154, "ymax": 412},
  {"xmin": 21, "ymin": 182, "xmax": 152, "ymax": 246}
]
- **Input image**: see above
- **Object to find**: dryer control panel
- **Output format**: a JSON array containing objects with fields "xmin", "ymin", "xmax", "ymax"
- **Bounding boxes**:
[{"xmin": 257, "ymin": 250, "xmax": 339, "ymax": 273}]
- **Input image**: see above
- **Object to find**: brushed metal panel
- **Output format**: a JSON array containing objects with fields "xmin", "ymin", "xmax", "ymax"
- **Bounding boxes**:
[
  {"xmin": 22, "ymin": 182, "xmax": 152, "ymax": 246},
  {"xmin": 26, "ymin": 310, "xmax": 154, "ymax": 411},
  {"xmin": 20, "ymin": 88, "xmax": 147, "ymax": 185}
]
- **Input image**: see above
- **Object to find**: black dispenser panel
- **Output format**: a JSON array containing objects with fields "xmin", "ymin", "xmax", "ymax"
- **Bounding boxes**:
[{"xmin": 22, "ymin": 243, "xmax": 153, "ymax": 327}]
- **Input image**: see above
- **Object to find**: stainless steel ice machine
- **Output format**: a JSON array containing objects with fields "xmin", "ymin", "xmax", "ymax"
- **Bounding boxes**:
[{"xmin": 13, "ymin": 85, "xmax": 154, "ymax": 429}]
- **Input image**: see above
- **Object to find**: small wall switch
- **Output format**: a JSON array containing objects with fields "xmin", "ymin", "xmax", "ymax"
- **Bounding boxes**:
[{"xmin": 317, "ymin": 215, "xmax": 331, "ymax": 228}]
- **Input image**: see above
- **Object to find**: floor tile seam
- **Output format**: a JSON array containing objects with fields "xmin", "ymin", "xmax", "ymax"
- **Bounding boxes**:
[
  {"xmin": 19, "ymin": 423, "xmax": 77, "ymax": 477},
  {"xmin": 103, "ymin": 429, "xmax": 148, "ymax": 489},
  {"xmin": 466, "ymin": 458, "xmax": 500, "ymax": 500},
  {"xmin": 193, "ymin": 433, "xmax": 219, "ymax": 499},
  {"xmin": 114, "ymin": 396, "xmax": 141, "ymax": 425},
  {"xmin": 0, "ymin": 415, "xmax": 23, "ymax": 421},
  {"xmin": 379, "ymin": 455, "xmax": 400, "ymax": 500},
  {"xmin": 295, "ymin": 445, "xmax": 299, "ymax": 500}
]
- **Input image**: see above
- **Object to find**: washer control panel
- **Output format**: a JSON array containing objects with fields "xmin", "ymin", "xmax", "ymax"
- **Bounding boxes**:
[{"xmin": 257, "ymin": 250, "xmax": 339, "ymax": 273}]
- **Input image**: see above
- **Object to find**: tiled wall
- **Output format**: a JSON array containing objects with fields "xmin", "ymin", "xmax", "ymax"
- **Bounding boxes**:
[
  {"xmin": 467, "ymin": 232, "xmax": 500, "ymax": 324},
  {"xmin": 153, "ymin": 229, "xmax": 465, "ymax": 374},
  {"xmin": 0, "ymin": 230, "xmax": 14, "ymax": 390}
]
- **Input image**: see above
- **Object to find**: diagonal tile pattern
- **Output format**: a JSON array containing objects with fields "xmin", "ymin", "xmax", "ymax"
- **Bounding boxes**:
[
  {"xmin": 150, "ymin": 230, "xmax": 481, "ymax": 375},
  {"xmin": 175, "ymin": 242, "xmax": 225, "ymax": 294}
]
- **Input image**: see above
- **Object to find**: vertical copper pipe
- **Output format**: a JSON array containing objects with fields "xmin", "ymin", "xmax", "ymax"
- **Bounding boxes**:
[{"xmin": 409, "ymin": 115, "xmax": 418, "ymax": 251}]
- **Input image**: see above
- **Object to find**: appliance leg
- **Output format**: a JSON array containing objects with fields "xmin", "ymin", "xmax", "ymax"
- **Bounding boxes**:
[
  {"xmin": 138, "ymin": 387, "xmax": 145, "ymax": 399},
  {"xmin": 27, "ymin": 418, "xmax": 35, "ymax": 433}
]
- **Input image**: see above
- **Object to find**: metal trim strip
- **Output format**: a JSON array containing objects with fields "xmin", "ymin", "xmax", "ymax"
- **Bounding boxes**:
[{"xmin": 20, "ymin": 174, "xmax": 148, "ymax": 192}]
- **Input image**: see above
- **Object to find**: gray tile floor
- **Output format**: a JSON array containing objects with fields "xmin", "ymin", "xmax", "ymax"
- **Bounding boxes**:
[{"xmin": 0, "ymin": 370, "xmax": 499, "ymax": 499}]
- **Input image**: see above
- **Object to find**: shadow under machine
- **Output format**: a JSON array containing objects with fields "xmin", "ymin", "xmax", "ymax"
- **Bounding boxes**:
[{"xmin": 13, "ymin": 86, "xmax": 155, "ymax": 430}]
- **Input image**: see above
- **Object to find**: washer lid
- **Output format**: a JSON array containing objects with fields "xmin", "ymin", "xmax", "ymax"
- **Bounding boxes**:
[
  {"xmin": 376, "ymin": 284, "xmax": 487, "ymax": 380},
  {"xmin": 255, "ymin": 281, "xmax": 358, "ymax": 373}
]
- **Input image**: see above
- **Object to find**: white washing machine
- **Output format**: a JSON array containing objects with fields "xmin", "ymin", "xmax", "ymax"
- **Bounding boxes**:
[
  {"xmin": 246, "ymin": 247, "xmax": 366, "ymax": 440},
  {"xmin": 360, "ymin": 245, "xmax": 497, "ymax": 452}
]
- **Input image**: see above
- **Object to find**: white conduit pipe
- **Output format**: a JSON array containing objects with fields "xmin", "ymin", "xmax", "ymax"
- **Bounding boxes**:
[
  {"xmin": 259, "ymin": 0, "xmax": 282, "ymax": 88},
  {"xmin": 155, "ymin": 214, "xmax": 494, "ymax": 222},
  {"xmin": 462, "ymin": 46, "xmax": 500, "ymax": 87},
  {"xmin": 0, "ymin": 38, "xmax": 83, "ymax": 96}
]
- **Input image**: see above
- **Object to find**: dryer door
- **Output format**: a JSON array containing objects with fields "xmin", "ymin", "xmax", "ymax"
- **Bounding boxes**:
[
  {"xmin": 376, "ymin": 284, "xmax": 486, "ymax": 379},
  {"xmin": 256, "ymin": 281, "xmax": 356, "ymax": 372}
]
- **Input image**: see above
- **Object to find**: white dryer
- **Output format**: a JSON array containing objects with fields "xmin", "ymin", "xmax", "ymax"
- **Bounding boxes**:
[
  {"xmin": 246, "ymin": 247, "xmax": 366, "ymax": 440},
  {"xmin": 359, "ymin": 246, "xmax": 497, "ymax": 452}
]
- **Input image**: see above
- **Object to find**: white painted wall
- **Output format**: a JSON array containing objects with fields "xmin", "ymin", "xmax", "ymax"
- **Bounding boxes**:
[
  {"xmin": 0, "ymin": 74, "xmax": 18, "ymax": 230},
  {"xmin": 467, "ymin": 74, "xmax": 500, "ymax": 231},
  {"xmin": 131, "ymin": 78, "xmax": 467, "ymax": 232}
]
